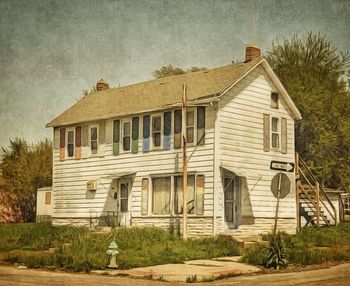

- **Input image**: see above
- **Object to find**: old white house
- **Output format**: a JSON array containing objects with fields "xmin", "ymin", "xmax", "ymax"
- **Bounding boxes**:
[{"xmin": 46, "ymin": 46, "xmax": 303, "ymax": 237}]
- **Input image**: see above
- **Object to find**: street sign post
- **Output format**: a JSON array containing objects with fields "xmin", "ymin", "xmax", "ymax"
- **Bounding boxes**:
[{"xmin": 270, "ymin": 161, "xmax": 294, "ymax": 172}]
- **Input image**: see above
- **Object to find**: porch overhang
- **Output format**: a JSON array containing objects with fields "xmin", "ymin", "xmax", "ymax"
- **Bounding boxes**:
[
  {"xmin": 220, "ymin": 165, "xmax": 261, "ymax": 179},
  {"xmin": 101, "ymin": 172, "xmax": 136, "ymax": 180}
]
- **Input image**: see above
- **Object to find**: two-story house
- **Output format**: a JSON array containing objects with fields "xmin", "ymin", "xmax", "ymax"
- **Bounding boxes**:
[{"xmin": 46, "ymin": 46, "xmax": 302, "ymax": 237}]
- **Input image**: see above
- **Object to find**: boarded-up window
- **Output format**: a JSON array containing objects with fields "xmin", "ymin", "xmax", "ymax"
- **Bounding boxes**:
[
  {"xmin": 174, "ymin": 109, "xmax": 182, "ymax": 149},
  {"xmin": 271, "ymin": 92, "xmax": 279, "ymax": 109},
  {"xmin": 263, "ymin": 114, "xmax": 270, "ymax": 152},
  {"xmin": 152, "ymin": 177, "xmax": 171, "ymax": 214},
  {"xmin": 163, "ymin": 111, "xmax": 171, "ymax": 150},
  {"xmin": 197, "ymin": 107, "xmax": 205, "ymax": 145},
  {"xmin": 91, "ymin": 127, "xmax": 98, "ymax": 154},
  {"xmin": 45, "ymin": 192, "xmax": 51, "ymax": 205},
  {"xmin": 186, "ymin": 110, "xmax": 194, "ymax": 144},
  {"xmin": 113, "ymin": 120, "xmax": 120, "ymax": 155},
  {"xmin": 123, "ymin": 122, "xmax": 131, "ymax": 151},
  {"xmin": 67, "ymin": 130, "xmax": 74, "ymax": 157},
  {"xmin": 120, "ymin": 183, "xmax": 128, "ymax": 212},
  {"xmin": 152, "ymin": 116, "xmax": 161, "ymax": 148},
  {"xmin": 132, "ymin": 117, "xmax": 139, "ymax": 153},
  {"xmin": 281, "ymin": 118, "xmax": 288, "ymax": 154},
  {"xmin": 174, "ymin": 175, "xmax": 195, "ymax": 214},
  {"xmin": 143, "ymin": 115, "xmax": 150, "ymax": 152},
  {"xmin": 141, "ymin": 178, "xmax": 149, "ymax": 215},
  {"xmin": 196, "ymin": 175, "xmax": 204, "ymax": 215},
  {"xmin": 271, "ymin": 117, "xmax": 279, "ymax": 149}
]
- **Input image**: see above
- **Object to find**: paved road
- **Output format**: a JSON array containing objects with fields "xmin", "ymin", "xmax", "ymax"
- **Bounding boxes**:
[{"xmin": 0, "ymin": 263, "xmax": 349, "ymax": 286}]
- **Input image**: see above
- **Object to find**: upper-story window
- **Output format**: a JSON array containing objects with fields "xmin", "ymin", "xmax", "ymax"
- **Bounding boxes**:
[
  {"xmin": 67, "ymin": 130, "xmax": 74, "ymax": 157},
  {"xmin": 90, "ymin": 127, "xmax": 98, "ymax": 154},
  {"xmin": 271, "ymin": 92, "xmax": 279, "ymax": 109},
  {"xmin": 123, "ymin": 121, "xmax": 131, "ymax": 151},
  {"xmin": 152, "ymin": 115, "xmax": 162, "ymax": 148},
  {"xmin": 186, "ymin": 110, "xmax": 195, "ymax": 144},
  {"xmin": 271, "ymin": 117, "xmax": 280, "ymax": 149}
]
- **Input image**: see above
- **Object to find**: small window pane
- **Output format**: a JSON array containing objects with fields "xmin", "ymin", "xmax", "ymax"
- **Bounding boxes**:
[
  {"xmin": 123, "ymin": 122, "xmax": 130, "ymax": 136},
  {"xmin": 271, "ymin": 92, "xmax": 279, "ymax": 109},
  {"xmin": 68, "ymin": 131, "xmax": 74, "ymax": 144},
  {"xmin": 67, "ymin": 144, "xmax": 74, "ymax": 157},
  {"xmin": 91, "ymin": 127, "xmax": 97, "ymax": 140},
  {"xmin": 272, "ymin": 117, "xmax": 279, "ymax": 132},
  {"xmin": 153, "ymin": 133, "xmax": 161, "ymax": 147},
  {"xmin": 272, "ymin": 133, "xmax": 279, "ymax": 148},
  {"xmin": 187, "ymin": 111, "xmax": 194, "ymax": 126},
  {"xmin": 152, "ymin": 116, "xmax": 161, "ymax": 131},
  {"xmin": 123, "ymin": 137, "xmax": 130, "ymax": 151},
  {"xmin": 121, "ymin": 184, "xmax": 128, "ymax": 198},
  {"xmin": 187, "ymin": 127, "xmax": 194, "ymax": 143},
  {"xmin": 91, "ymin": 141, "xmax": 98, "ymax": 153}
]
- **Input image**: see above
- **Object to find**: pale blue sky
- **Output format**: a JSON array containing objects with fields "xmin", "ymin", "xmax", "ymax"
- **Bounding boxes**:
[{"xmin": 0, "ymin": 0, "xmax": 349, "ymax": 149}]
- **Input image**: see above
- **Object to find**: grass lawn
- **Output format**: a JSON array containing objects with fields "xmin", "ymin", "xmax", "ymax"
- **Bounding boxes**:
[
  {"xmin": 0, "ymin": 223, "xmax": 239, "ymax": 272},
  {"xmin": 242, "ymin": 223, "xmax": 350, "ymax": 267}
]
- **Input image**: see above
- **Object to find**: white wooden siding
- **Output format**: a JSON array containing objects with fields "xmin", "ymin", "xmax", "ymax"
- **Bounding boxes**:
[
  {"xmin": 215, "ymin": 65, "xmax": 297, "ymax": 233},
  {"xmin": 52, "ymin": 106, "xmax": 216, "ymax": 224}
]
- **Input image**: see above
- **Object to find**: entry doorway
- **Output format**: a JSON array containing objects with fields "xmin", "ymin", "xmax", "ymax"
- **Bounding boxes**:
[
  {"xmin": 223, "ymin": 174, "xmax": 241, "ymax": 229},
  {"xmin": 116, "ymin": 178, "xmax": 132, "ymax": 226}
]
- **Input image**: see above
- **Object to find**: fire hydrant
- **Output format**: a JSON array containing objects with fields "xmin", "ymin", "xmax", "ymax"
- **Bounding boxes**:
[{"xmin": 106, "ymin": 240, "xmax": 119, "ymax": 269}]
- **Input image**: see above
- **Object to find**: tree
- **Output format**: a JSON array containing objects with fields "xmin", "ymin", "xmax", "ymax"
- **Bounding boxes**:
[
  {"xmin": 267, "ymin": 32, "xmax": 350, "ymax": 189},
  {"xmin": 1, "ymin": 138, "xmax": 52, "ymax": 222},
  {"xmin": 153, "ymin": 65, "xmax": 206, "ymax": 79}
]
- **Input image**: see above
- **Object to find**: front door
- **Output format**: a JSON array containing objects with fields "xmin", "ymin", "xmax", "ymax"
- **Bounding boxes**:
[
  {"xmin": 224, "ymin": 176, "xmax": 241, "ymax": 229},
  {"xmin": 117, "ymin": 178, "xmax": 131, "ymax": 226}
]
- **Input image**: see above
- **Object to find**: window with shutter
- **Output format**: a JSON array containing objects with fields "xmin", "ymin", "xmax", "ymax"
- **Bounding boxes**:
[
  {"xmin": 163, "ymin": 111, "xmax": 171, "ymax": 150},
  {"xmin": 122, "ymin": 121, "xmax": 131, "ymax": 151},
  {"xmin": 113, "ymin": 120, "xmax": 120, "ymax": 155},
  {"xmin": 174, "ymin": 175, "xmax": 195, "ymax": 214},
  {"xmin": 197, "ymin": 107, "xmax": 205, "ymax": 145},
  {"xmin": 132, "ymin": 117, "xmax": 139, "ymax": 153},
  {"xmin": 143, "ymin": 115, "xmax": 150, "ymax": 152},
  {"xmin": 174, "ymin": 109, "xmax": 182, "ymax": 149},
  {"xmin": 141, "ymin": 178, "xmax": 149, "ymax": 215},
  {"xmin": 271, "ymin": 92, "xmax": 279, "ymax": 109},
  {"xmin": 152, "ymin": 115, "xmax": 161, "ymax": 148}
]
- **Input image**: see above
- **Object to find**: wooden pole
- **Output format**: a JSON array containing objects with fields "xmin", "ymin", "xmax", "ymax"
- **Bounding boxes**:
[
  {"xmin": 182, "ymin": 83, "xmax": 188, "ymax": 240},
  {"xmin": 295, "ymin": 153, "xmax": 300, "ymax": 233},
  {"xmin": 273, "ymin": 174, "xmax": 282, "ymax": 236},
  {"xmin": 316, "ymin": 181, "xmax": 320, "ymax": 227}
]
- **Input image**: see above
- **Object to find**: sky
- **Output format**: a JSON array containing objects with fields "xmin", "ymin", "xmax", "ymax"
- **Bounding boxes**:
[{"xmin": 0, "ymin": 0, "xmax": 349, "ymax": 150}]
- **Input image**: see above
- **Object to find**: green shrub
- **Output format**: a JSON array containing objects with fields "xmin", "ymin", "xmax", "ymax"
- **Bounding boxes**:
[{"xmin": 241, "ymin": 245, "xmax": 269, "ymax": 265}]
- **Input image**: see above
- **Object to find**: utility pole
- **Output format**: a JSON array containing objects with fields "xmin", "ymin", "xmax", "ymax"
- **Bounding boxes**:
[{"xmin": 182, "ymin": 83, "xmax": 188, "ymax": 240}]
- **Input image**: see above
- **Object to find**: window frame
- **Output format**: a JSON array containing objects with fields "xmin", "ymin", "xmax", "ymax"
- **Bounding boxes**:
[
  {"xmin": 90, "ymin": 125, "xmax": 99, "ymax": 155},
  {"xmin": 122, "ymin": 119, "xmax": 131, "ymax": 152},
  {"xmin": 66, "ymin": 128, "xmax": 75, "ymax": 158},
  {"xmin": 271, "ymin": 92, "xmax": 279, "ymax": 109},
  {"xmin": 151, "ymin": 114, "xmax": 163, "ymax": 149},
  {"xmin": 271, "ymin": 116, "xmax": 281, "ymax": 150},
  {"xmin": 186, "ymin": 108, "xmax": 196, "ymax": 146}
]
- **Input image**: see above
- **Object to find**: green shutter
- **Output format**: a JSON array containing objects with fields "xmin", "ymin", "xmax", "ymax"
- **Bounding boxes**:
[
  {"xmin": 113, "ymin": 120, "xmax": 120, "ymax": 155},
  {"xmin": 132, "ymin": 117, "xmax": 139, "ymax": 153}
]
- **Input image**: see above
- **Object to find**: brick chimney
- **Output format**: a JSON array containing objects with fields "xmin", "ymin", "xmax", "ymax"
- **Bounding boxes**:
[
  {"xmin": 96, "ymin": 79, "xmax": 109, "ymax": 91},
  {"xmin": 245, "ymin": 45, "xmax": 261, "ymax": 62}
]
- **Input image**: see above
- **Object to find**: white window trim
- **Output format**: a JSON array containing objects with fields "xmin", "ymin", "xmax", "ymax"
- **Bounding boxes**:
[
  {"xmin": 270, "ymin": 116, "xmax": 281, "ymax": 151},
  {"xmin": 65, "ymin": 127, "xmax": 75, "ymax": 159},
  {"xmin": 121, "ymin": 119, "xmax": 131, "ymax": 152},
  {"xmin": 151, "ymin": 113, "xmax": 163, "ymax": 150},
  {"xmin": 89, "ymin": 124, "xmax": 99, "ymax": 155}
]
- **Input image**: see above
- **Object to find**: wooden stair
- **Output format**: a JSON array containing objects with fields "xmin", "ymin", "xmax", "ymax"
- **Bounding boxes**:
[{"xmin": 296, "ymin": 153, "xmax": 338, "ymax": 229}]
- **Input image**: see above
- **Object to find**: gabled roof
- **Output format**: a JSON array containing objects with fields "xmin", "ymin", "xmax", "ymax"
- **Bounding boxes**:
[{"xmin": 46, "ymin": 57, "xmax": 301, "ymax": 127}]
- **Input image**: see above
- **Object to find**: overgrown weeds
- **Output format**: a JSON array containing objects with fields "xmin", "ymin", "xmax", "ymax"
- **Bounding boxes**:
[{"xmin": 0, "ymin": 223, "xmax": 239, "ymax": 272}]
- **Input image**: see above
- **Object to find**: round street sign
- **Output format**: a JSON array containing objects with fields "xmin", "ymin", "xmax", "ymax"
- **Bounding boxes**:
[{"xmin": 271, "ymin": 173, "xmax": 291, "ymax": 199}]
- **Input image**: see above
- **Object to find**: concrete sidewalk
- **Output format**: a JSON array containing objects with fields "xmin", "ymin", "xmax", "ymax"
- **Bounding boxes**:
[{"xmin": 92, "ymin": 256, "xmax": 261, "ymax": 282}]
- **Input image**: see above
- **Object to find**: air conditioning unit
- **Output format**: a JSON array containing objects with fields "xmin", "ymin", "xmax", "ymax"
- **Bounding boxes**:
[{"xmin": 87, "ymin": 180, "xmax": 97, "ymax": 191}]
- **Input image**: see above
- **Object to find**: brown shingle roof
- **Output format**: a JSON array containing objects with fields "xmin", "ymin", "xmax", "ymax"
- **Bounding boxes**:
[{"xmin": 47, "ymin": 58, "xmax": 262, "ymax": 127}]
